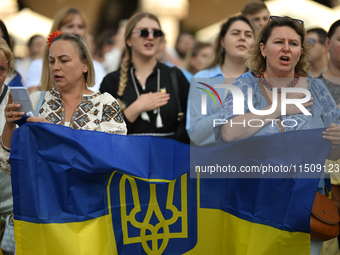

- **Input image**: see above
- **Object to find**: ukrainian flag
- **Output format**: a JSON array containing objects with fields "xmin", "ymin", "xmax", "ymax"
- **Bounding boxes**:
[{"xmin": 10, "ymin": 123, "xmax": 330, "ymax": 255}]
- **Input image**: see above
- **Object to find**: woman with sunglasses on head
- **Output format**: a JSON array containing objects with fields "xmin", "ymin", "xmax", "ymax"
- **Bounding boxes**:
[
  {"xmin": 25, "ymin": 7, "xmax": 106, "ymax": 93},
  {"xmin": 187, "ymin": 15, "xmax": 256, "ymax": 146},
  {"xmin": 216, "ymin": 16, "xmax": 340, "ymax": 255},
  {"xmin": 1, "ymin": 32, "xmax": 127, "ymax": 176},
  {"xmin": 100, "ymin": 12, "xmax": 190, "ymax": 143}
]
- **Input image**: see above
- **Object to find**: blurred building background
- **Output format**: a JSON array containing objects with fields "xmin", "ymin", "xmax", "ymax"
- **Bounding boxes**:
[{"xmin": 0, "ymin": 0, "xmax": 339, "ymax": 57}]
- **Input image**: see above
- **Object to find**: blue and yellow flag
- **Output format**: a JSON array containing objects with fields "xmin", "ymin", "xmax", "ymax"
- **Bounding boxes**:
[{"xmin": 10, "ymin": 123, "xmax": 330, "ymax": 255}]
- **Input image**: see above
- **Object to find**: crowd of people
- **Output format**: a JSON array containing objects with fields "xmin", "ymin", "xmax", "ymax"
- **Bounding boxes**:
[{"xmin": 0, "ymin": 1, "xmax": 340, "ymax": 254}]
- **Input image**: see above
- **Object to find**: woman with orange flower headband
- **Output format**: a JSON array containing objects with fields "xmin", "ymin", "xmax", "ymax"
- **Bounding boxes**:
[{"xmin": 0, "ymin": 31, "xmax": 127, "ymax": 176}]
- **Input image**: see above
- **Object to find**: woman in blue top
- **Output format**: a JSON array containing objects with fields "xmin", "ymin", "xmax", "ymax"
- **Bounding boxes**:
[
  {"xmin": 218, "ymin": 16, "xmax": 340, "ymax": 255},
  {"xmin": 186, "ymin": 15, "xmax": 256, "ymax": 146}
]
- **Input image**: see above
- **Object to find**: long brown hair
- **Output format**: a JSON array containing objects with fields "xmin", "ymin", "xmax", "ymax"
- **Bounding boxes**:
[
  {"xmin": 206, "ymin": 15, "xmax": 256, "ymax": 69},
  {"xmin": 116, "ymin": 12, "xmax": 162, "ymax": 110}
]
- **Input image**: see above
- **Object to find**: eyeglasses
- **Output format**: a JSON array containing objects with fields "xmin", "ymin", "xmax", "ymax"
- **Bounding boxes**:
[
  {"xmin": 307, "ymin": 38, "xmax": 316, "ymax": 46},
  {"xmin": 307, "ymin": 38, "xmax": 321, "ymax": 44},
  {"xmin": 132, "ymin": 29, "xmax": 164, "ymax": 38},
  {"xmin": 269, "ymin": 16, "xmax": 304, "ymax": 25}
]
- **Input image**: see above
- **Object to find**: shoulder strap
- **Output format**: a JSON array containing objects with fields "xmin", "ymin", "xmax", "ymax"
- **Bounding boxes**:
[
  {"xmin": 0, "ymin": 85, "xmax": 8, "ymax": 105},
  {"xmin": 259, "ymin": 83, "xmax": 285, "ymax": 132},
  {"xmin": 34, "ymin": 91, "xmax": 46, "ymax": 117},
  {"xmin": 169, "ymin": 67, "xmax": 184, "ymax": 121}
]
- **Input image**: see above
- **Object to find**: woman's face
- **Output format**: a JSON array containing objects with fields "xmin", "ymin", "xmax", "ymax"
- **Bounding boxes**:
[
  {"xmin": 221, "ymin": 20, "xmax": 254, "ymax": 61},
  {"xmin": 260, "ymin": 26, "xmax": 303, "ymax": 77},
  {"xmin": 60, "ymin": 14, "xmax": 85, "ymax": 37},
  {"xmin": 327, "ymin": 26, "xmax": 340, "ymax": 70},
  {"xmin": 48, "ymin": 40, "xmax": 88, "ymax": 90},
  {"xmin": 0, "ymin": 55, "xmax": 9, "ymax": 89},
  {"xmin": 126, "ymin": 17, "xmax": 162, "ymax": 59}
]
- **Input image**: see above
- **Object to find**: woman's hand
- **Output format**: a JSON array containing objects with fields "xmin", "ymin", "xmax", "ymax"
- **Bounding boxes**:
[
  {"xmin": 26, "ymin": 117, "xmax": 51, "ymax": 123},
  {"xmin": 4, "ymin": 93, "xmax": 24, "ymax": 129},
  {"xmin": 325, "ymin": 123, "xmax": 340, "ymax": 161},
  {"xmin": 136, "ymin": 92, "xmax": 170, "ymax": 112},
  {"xmin": 323, "ymin": 123, "xmax": 340, "ymax": 146},
  {"xmin": 123, "ymin": 92, "xmax": 170, "ymax": 123}
]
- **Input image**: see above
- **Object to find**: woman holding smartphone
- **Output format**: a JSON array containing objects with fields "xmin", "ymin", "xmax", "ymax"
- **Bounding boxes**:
[
  {"xmin": 1, "ymin": 32, "xmax": 127, "ymax": 176},
  {"xmin": 100, "ymin": 12, "xmax": 190, "ymax": 143}
]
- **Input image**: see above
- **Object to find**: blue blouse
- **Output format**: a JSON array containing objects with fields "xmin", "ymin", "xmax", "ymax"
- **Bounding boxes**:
[
  {"xmin": 217, "ymin": 72, "xmax": 340, "ymax": 194},
  {"xmin": 218, "ymin": 72, "xmax": 340, "ymax": 136}
]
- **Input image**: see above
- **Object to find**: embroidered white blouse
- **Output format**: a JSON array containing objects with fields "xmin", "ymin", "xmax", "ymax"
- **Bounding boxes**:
[{"xmin": 0, "ymin": 89, "xmax": 127, "ymax": 175}]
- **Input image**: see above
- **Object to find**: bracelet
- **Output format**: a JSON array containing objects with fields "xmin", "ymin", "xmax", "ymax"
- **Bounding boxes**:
[{"xmin": 331, "ymin": 143, "xmax": 340, "ymax": 149}]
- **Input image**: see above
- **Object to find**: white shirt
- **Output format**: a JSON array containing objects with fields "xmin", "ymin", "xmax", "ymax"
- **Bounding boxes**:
[
  {"xmin": 102, "ymin": 47, "xmax": 122, "ymax": 74},
  {"xmin": 15, "ymin": 57, "xmax": 34, "ymax": 86}
]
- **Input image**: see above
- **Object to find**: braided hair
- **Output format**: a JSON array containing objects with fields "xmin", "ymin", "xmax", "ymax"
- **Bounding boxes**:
[{"xmin": 116, "ymin": 12, "xmax": 162, "ymax": 110}]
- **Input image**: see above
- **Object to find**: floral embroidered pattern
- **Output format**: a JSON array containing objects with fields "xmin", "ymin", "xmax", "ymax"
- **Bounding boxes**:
[
  {"xmin": 218, "ymin": 73, "xmax": 340, "ymax": 137},
  {"xmin": 102, "ymin": 102, "xmax": 124, "ymax": 123},
  {"xmin": 47, "ymin": 100, "xmax": 61, "ymax": 111},
  {"xmin": 80, "ymin": 101, "xmax": 94, "ymax": 113},
  {"xmin": 37, "ymin": 89, "xmax": 125, "ymax": 130},
  {"xmin": 75, "ymin": 114, "xmax": 90, "ymax": 127},
  {"xmin": 0, "ymin": 89, "xmax": 127, "ymax": 175},
  {"xmin": 83, "ymin": 92, "xmax": 100, "ymax": 101},
  {"xmin": 46, "ymin": 112, "xmax": 61, "ymax": 124}
]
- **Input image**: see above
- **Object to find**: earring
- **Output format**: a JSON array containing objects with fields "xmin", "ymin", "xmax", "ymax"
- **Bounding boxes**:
[{"xmin": 221, "ymin": 47, "xmax": 225, "ymax": 53}]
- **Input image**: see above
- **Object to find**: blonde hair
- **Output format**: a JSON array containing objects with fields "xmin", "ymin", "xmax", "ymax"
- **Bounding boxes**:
[
  {"xmin": 206, "ymin": 15, "xmax": 257, "ymax": 69},
  {"xmin": 48, "ymin": 33, "xmax": 95, "ymax": 88},
  {"xmin": 40, "ymin": 7, "xmax": 87, "ymax": 91},
  {"xmin": 117, "ymin": 12, "xmax": 162, "ymax": 109},
  {"xmin": 0, "ymin": 38, "xmax": 14, "ymax": 74},
  {"xmin": 246, "ymin": 16, "xmax": 311, "ymax": 76}
]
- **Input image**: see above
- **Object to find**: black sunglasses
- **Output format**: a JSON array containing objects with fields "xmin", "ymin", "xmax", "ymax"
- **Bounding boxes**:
[
  {"xmin": 134, "ymin": 29, "xmax": 164, "ymax": 38},
  {"xmin": 269, "ymin": 16, "xmax": 304, "ymax": 25}
]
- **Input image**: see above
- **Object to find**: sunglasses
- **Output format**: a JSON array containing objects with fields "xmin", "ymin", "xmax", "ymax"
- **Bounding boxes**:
[
  {"xmin": 133, "ymin": 29, "xmax": 164, "ymax": 38},
  {"xmin": 269, "ymin": 16, "xmax": 304, "ymax": 25}
]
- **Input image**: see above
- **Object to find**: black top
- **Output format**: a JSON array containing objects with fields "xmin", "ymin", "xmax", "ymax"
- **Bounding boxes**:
[{"xmin": 100, "ymin": 61, "xmax": 190, "ymax": 139}]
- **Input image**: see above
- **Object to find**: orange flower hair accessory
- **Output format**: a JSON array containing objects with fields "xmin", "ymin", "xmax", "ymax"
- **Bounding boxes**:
[{"xmin": 47, "ymin": 30, "xmax": 64, "ymax": 49}]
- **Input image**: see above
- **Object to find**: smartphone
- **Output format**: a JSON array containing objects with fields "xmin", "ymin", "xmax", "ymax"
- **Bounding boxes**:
[{"xmin": 10, "ymin": 87, "xmax": 34, "ymax": 117}]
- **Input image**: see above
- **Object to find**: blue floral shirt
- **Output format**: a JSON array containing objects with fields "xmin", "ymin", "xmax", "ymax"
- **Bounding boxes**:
[
  {"xmin": 218, "ymin": 72, "xmax": 340, "ymax": 136},
  {"xmin": 217, "ymin": 72, "xmax": 340, "ymax": 193}
]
